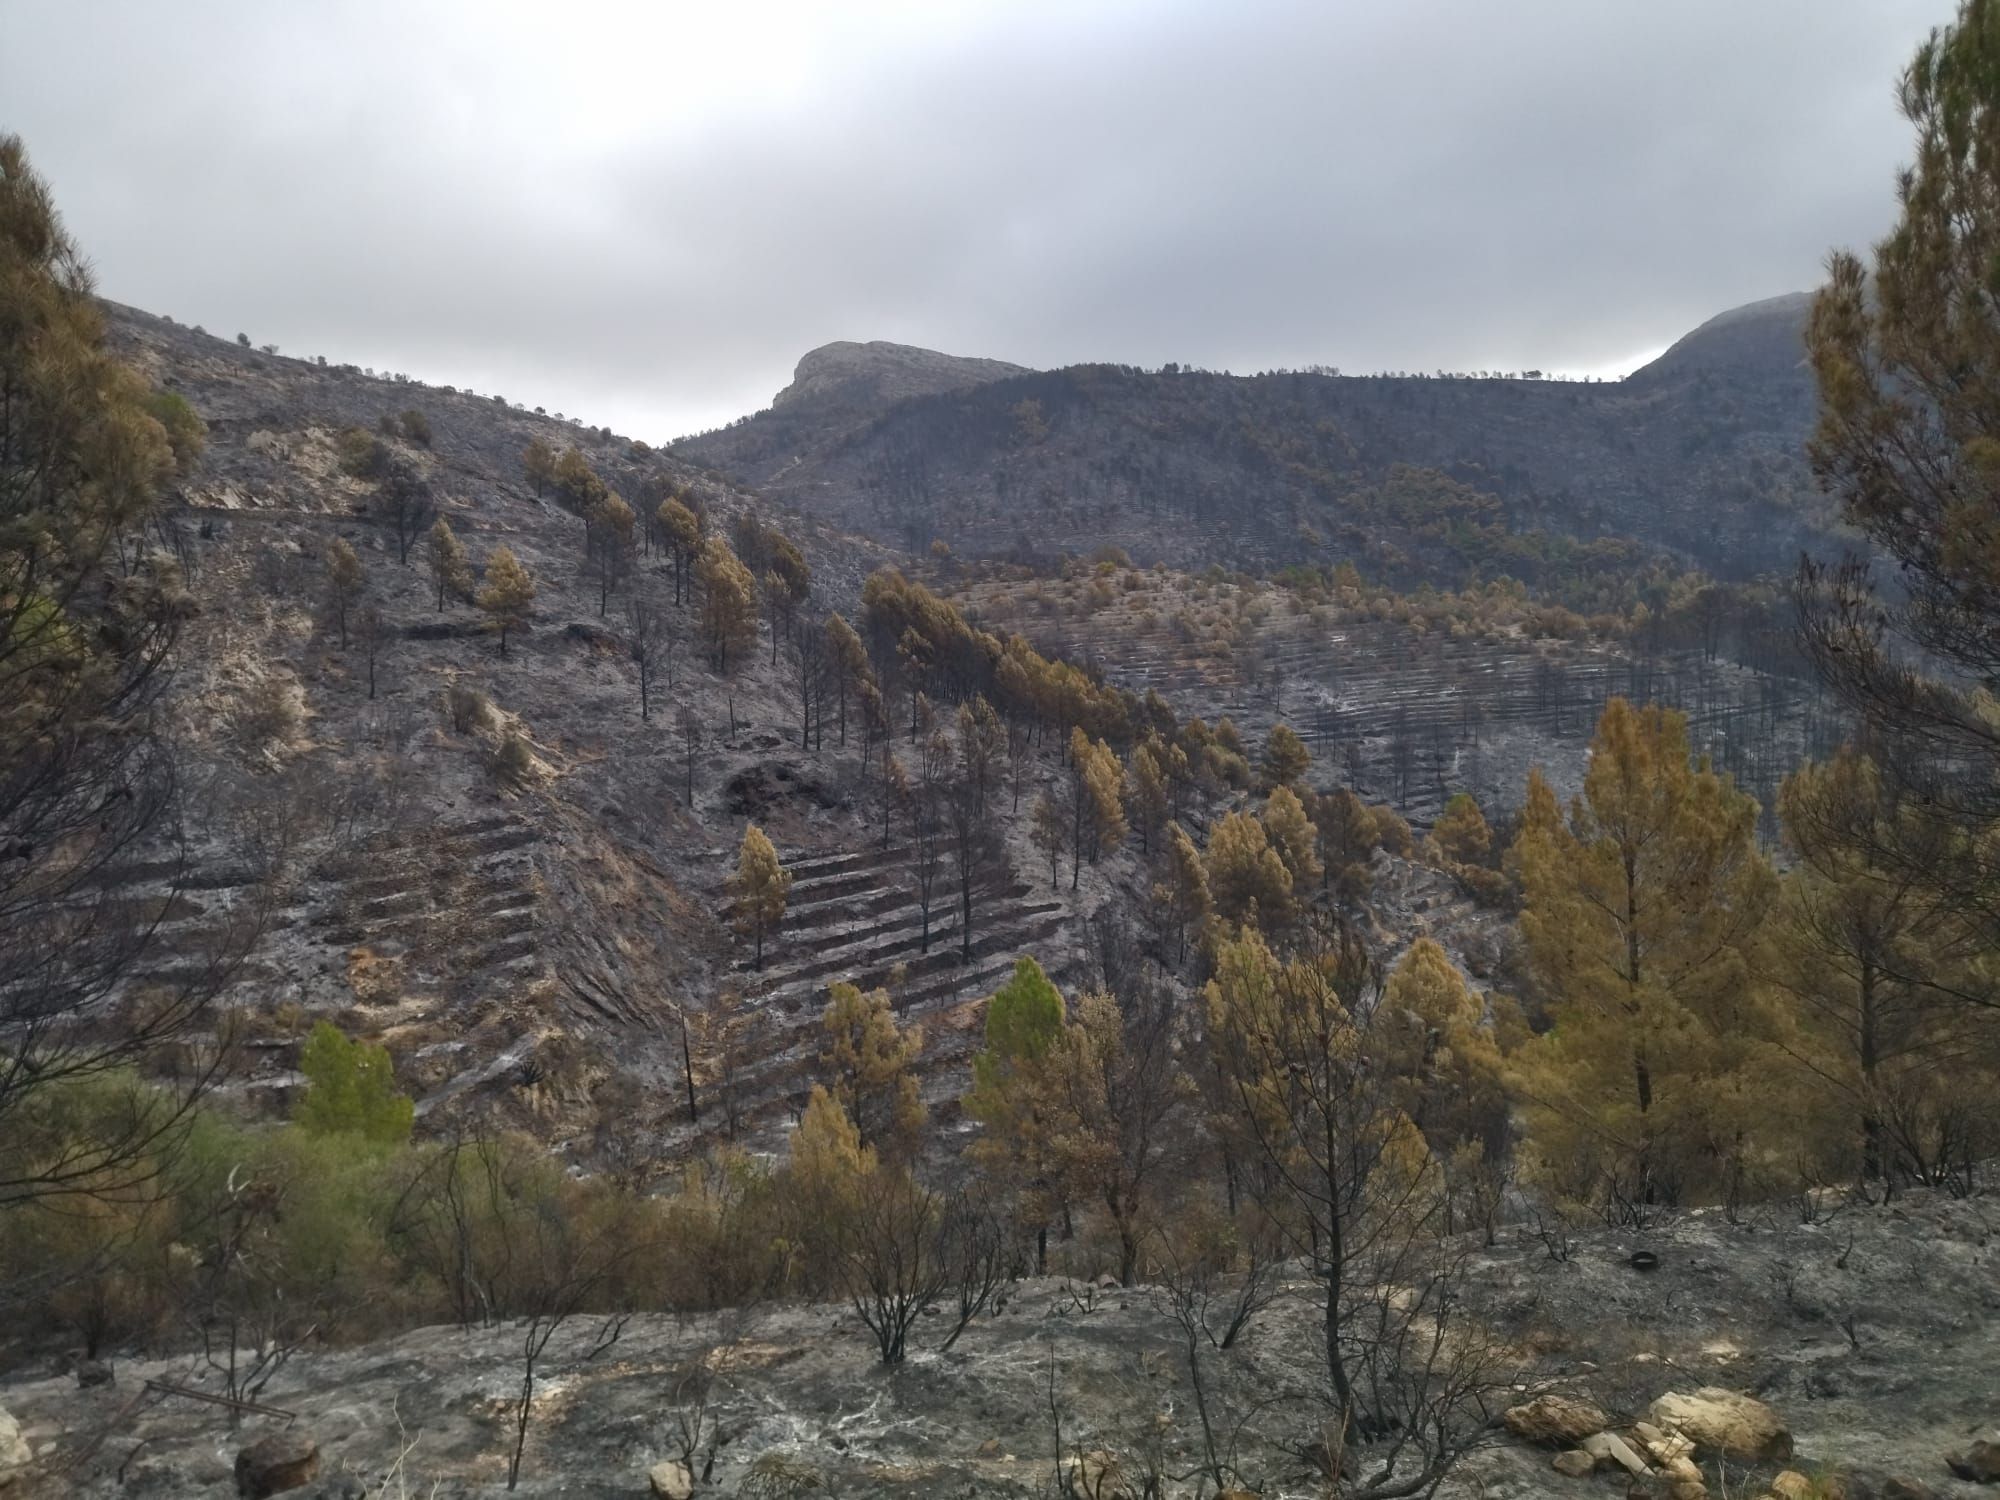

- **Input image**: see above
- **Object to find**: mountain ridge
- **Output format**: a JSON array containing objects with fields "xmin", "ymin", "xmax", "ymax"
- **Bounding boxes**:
[{"xmin": 676, "ymin": 291, "xmax": 1828, "ymax": 581}]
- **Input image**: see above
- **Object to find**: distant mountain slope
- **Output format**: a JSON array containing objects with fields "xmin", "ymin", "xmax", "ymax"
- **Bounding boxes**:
[
  {"xmin": 676, "ymin": 294, "xmax": 1829, "ymax": 583},
  {"xmin": 1625, "ymin": 291, "xmax": 1813, "ymax": 387}
]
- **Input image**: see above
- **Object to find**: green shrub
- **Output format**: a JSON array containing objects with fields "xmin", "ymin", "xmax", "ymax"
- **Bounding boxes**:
[
  {"xmin": 336, "ymin": 426, "xmax": 391, "ymax": 480},
  {"xmin": 144, "ymin": 390, "xmax": 206, "ymax": 472},
  {"xmin": 295, "ymin": 1022, "xmax": 413, "ymax": 1147}
]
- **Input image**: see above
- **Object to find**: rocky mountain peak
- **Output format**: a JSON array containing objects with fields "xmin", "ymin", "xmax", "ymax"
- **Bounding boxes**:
[{"xmin": 772, "ymin": 339, "xmax": 1031, "ymax": 411}]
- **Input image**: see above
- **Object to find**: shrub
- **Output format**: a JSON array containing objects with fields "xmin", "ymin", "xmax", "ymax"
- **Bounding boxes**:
[
  {"xmin": 645, "ymin": 1153, "xmax": 786, "ymax": 1309},
  {"xmin": 295, "ymin": 1022, "xmax": 413, "ymax": 1147},
  {"xmin": 1452, "ymin": 863, "xmax": 1512, "ymax": 908},
  {"xmin": 492, "ymin": 730, "xmax": 534, "ymax": 783},
  {"xmin": 336, "ymin": 426, "xmax": 391, "ymax": 480},
  {"xmin": 1369, "ymin": 804, "xmax": 1413, "ymax": 856},
  {"xmin": 233, "ymin": 675, "xmax": 305, "ymax": 752},
  {"xmin": 144, "ymin": 390, "xmax": 206, "ymax": 472},
  {"xmin": 444, "ymin": 683, "xmax": 494, "ymax": 734},
  {"xmin": 399, "ymin": 409, "xmax": 431, "ymax": 446}
]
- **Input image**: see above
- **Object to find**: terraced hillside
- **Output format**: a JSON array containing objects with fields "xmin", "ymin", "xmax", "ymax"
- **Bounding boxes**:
[
  {"xmin": 659, "ymin": 836, "xmax": 1085, "ymax": 1151},
  {"xmin": 73, "ymin": 305, "xmax": 1147, "ymax": 1157},
  {"xmin": 957, "ymin": 566, "xmax": 1845, "ymax": 826}
]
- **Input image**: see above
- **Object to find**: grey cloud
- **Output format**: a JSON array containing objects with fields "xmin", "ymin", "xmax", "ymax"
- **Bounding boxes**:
[{"xmin": 1, "ymin": 0, "xmax": 1942, "ymax": 441}]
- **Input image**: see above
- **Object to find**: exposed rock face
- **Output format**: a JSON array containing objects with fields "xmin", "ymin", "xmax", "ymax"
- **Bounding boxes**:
[
  {"xmin": 773, "ymin": 340, "xmax": 1031, "ymax": 412},
  {"xmin": 1504, "ymin": 1393, "xmax": 1608, "ymax": 1446},
  {"xmin": 234, "ymin": 1431, "xmax": 320, "ymax": 1498},
  {"xmin": 1648, "ymin": 1388, "xmax": 1792, "ymax": 1462},
  {"xmin": 647, "ymin": 1458, "xmax": 694, "ymax": 1498},
  {"xmin": 1632, "ymin": 1421, "xmax": 1693, "ymax": 1467},
  {"xmin": 1582, "ymin": 1430, "xmax": 1651, "ymax": 1476},
  {"xmin": 0, "ymin": 1406, "xmax": 29, "ymax": 1489}
]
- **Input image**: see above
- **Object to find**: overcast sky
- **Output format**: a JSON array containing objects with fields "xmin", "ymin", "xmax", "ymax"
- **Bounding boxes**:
[{"xmin": 2, "ymin": 1, "xmax": 1942, "ymax": 442}]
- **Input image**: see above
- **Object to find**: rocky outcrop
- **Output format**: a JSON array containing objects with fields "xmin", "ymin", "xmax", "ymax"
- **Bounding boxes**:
[
  {"xmin": 0, "ymin": 1407, "xmax": 29, "ymax": 1490},
  {"xmin": 1505, "ymin": 1393, "xmax": 1609, "ymax": 1446},
  {"xmin": 1631, "ymin": 1421, "xmax": 1694, "ymax": 1468},
  {"xmin": 772, "ymin": 340, "xmax": 1030, "ymax": 412},
  {"xmin": 1648, "ymin": 1388, "xmax": 1793, "ymax": 1463},
  {"xmin": 1581, "ymin": 1430, "xmax": 1651, "ymax": 1476}
]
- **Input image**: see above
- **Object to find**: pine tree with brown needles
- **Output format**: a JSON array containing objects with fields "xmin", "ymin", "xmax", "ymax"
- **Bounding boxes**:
[
  {"xmin": 521, "ymin": 436, "xmax": 557, "ymax": 497},
  {"xmin": 820, "ymin": 982, "xmax": 925, "ymax": 1159},
  {"xmin": 697, "ymin": 535, "xmax": 757, "ymax": 672},
  {"xmin": 478, "ymin": 545, "xmax": 536, "ymax": 656},
  {"xmin": 1260, "ymin": 722, "xmax": 1310, "ymax": 789},
  {"xmin": 727, "ymin": 824, "xmax": 791, "ymax": 969},
  {"xmin": 427, "ymin": 515, "xmax": 471, "ymax": 610},
  {"xmin": 1155, "ymin": 819, "xmax": 1210, "ymax": 965},
  {"xmin": 657, "ymin": 491, "xmax": 702, "ymax": 605},
  {"xmin": 1205, "ymin": 810, "xmax": 1291, "ymax": 928},
  {"xmin": 584, "ymin": 491, "xmax": 635, "ymax": 616},
  {"xmin": 1506, "ymin": 698, "xmax": 1775, "ymax": 1215}
]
